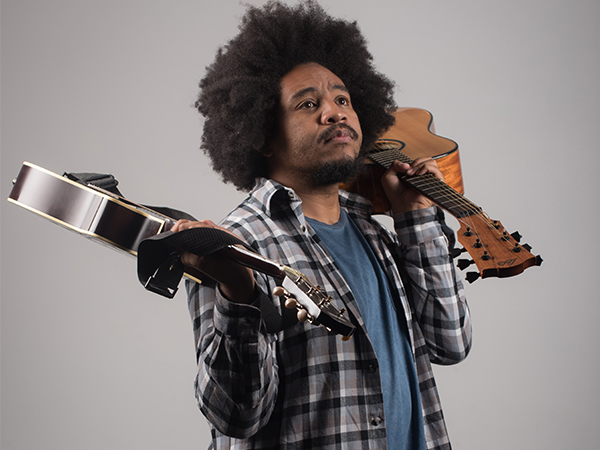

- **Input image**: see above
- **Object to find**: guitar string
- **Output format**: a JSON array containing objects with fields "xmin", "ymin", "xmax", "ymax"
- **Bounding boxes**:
[
  {"xmin": 371, "ymin": 143, "xmax": 489, "ymax": 219},
  {"xmin": 406, "ymin": 175, "xmax": 522, "ymax": 264},
  {"xmin": 370, "ymin": 144, "xmax": 481, "ymax": 217}
]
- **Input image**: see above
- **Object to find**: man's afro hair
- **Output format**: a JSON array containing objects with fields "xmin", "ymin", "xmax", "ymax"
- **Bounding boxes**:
[{"xmin": 196, "ymin": 0, "xmax": 396, "ymax": 191}]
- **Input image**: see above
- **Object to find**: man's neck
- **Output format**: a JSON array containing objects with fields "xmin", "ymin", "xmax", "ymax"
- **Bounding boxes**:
[{"xmin": 289, "ymin": 182, "xmax": 341, "ymax": 225}]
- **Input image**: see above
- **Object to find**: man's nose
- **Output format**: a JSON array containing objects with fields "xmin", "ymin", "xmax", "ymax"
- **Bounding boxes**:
[{"xmin": 320, "ymin": 102, "xmax": 346, "ymax": 124}]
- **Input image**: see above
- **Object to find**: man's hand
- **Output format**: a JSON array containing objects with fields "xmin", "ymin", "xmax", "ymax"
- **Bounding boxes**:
[
  {"xmin": 381, "ymin": 157, "xmax": 444, "ymax": 214},
  {"xmin": 171, "ymin": 219, "xmax": 256, "ymax": 304}
]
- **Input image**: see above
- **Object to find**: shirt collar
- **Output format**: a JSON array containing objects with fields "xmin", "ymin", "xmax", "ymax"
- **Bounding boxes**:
[{"xmin": 249, "ymin": 177, "xmax": 375, "ymax": 220}]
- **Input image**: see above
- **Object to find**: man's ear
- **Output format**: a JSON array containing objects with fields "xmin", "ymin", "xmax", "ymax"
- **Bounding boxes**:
[
  {"xmin": 262, "ymin": 137, "xmax": 278, "ymax": 158},
  {"xmin": 263, "ymin": 112, "xmax": 282, "ymax": 158},
  {"xmin": 262, "ymin": 145, "xmax": 274, "ymax": 158}
]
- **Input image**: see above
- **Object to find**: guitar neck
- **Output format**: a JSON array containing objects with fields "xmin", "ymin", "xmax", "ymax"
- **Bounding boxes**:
[
  {"xmin": 368, "ymin": 145, "xmax": 481, "ymax": 219},
  {"xmin": 221, "ymin": 245, "xmax": 287, "ymax": 280}
]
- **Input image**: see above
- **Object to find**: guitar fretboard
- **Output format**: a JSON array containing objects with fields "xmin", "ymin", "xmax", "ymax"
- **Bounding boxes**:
[{"xmin": 368, "ymin": 144, "xmax": 481, "ymax": 218}]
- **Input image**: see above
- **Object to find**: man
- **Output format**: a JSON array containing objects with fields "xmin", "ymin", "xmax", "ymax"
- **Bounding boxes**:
[{"xmin": 173, "ymin": 2, "xmax": 472, "ymax": 449}]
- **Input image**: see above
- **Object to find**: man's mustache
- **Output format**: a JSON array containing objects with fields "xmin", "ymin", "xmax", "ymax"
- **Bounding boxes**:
[{"xmin": 317, "ymin": 123, "xmax": 360, "ymax": 144}]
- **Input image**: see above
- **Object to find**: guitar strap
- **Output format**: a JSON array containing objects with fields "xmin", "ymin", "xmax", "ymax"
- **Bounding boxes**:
[
  {"xmin": 137, "ymin": 227, "xmax": 298, "ymax": 334},
  {"xmin": 64, "ymin": 171, "xmax": 123, "ymax": 195},
  {"xmin": 64, "ymin": 171, "xmax": 199, "ymax": 221},
  {"xmin": 65, "ymin": 171, "xmax": 297, "ymax": 334}
]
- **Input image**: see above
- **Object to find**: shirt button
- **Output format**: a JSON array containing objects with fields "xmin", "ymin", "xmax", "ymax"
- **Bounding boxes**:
[
  {"xmin": 370, "ymin": 416, "xmax": 382, "ymax": 426},
  {"xmin": 367, "ymin": 364, "xmax": 377, "ymax": 373}
]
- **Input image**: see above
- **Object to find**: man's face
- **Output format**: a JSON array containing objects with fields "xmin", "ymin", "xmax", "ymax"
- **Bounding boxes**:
[{"xmin": 266, "ymin": 62, "xmax": 363, "ymax": 189}]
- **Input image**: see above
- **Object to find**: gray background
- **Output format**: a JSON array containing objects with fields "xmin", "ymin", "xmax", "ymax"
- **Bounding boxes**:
[{"xmin": 2, "ymin": 0, "xmax": 599, "ymax": 448}]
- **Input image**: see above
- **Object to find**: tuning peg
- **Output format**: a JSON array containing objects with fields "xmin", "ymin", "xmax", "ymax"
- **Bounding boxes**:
[
  {"xmin": 273, "ymin": 286, "xmax": 315, "ymax": 323},
  {"xmin": 284, "ymin": 298, "xmax": 298, "ymax": 309},
  {"xmin": 297, "ymin": 308, "xmax": 309, "ymax": 322},
  {"xmin": 510, "ymin": 231, "xmax": 522, "ymax": 242},
  {"xmin": 522, "ymin": 243, "xmax": 532, "ymax": 252},
  {"xmin": 450, "ymin": 247, "xmax": 467, "ymax": 258},
  {"xmin": 273, "ymin": 286, "xmax": 298, "ymax": 309},
  {"xmin": 466, "ymin": 272, "xmax": 480, "ymax": 283},
  {"xmin": 272, "ymin": 286, "xmax": 288, "ymax": 297},
  {"xmin": 535, "ymin": 255, "xmax": 543, "ymax": 266},
  {"xmin": 296, "ymin": 307, "xmax": 315, "ymax": 323},
  {"xmin": 457, "ymin": 259, "xmax": 474, "ymax": 271}
]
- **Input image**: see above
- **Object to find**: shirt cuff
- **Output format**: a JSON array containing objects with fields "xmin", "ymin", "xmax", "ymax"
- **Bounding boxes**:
[
  {"xmin": 213, "ymin": 287, "xmax": 263, "ymax": 338},
  {"xmin": 393, "ymin": 206, "xmax": 446, "ymax": 247}
]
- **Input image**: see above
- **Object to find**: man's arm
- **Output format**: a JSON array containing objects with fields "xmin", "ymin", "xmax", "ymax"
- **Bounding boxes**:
[
  {"xmin": 186, "ymin": 276, "xmax": 279, "ymax": 438},
  {"xmin": 382, "ymin": 158, "xmax": 472, "ymax": 364},
  {"xmin": 394, "ymin": 206, "xmax": 472, "ymax": 364},
  {"xmin": 174, "ymin": 220, "xmax": 279, "ymax": 438}
]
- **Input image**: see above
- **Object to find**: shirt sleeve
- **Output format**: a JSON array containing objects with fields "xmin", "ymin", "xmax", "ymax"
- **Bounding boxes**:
[
  {"xmin": 394, "ymin": 206, "xmax": 472, "ymax": 365},
  {"xmin": 186, "ymin": 278, "xmax": 279, "ymax": 438}
]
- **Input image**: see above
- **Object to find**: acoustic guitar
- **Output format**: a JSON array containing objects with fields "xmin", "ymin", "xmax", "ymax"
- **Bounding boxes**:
[
  {"xmin": 7, "ymin": 162, "xmax": 355, "ymax": 338},
  {"xmin": 343, "ymin": 107, "xmax": 542, "ymax": 282}
]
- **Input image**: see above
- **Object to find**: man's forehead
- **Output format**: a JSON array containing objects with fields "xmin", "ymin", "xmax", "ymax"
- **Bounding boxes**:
[
  {"xmin": 280, "ymin": 63, "xmax": 348, "ymax": 99},
  {"xmin": 290, "ymin": 84, "xmax": 348, "ymax": 101}
]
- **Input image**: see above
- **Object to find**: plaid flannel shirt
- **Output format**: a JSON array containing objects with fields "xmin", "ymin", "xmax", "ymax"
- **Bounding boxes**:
[{"xmin": 187, "ymin": 178, "xmax": 472, "ymax": 449}]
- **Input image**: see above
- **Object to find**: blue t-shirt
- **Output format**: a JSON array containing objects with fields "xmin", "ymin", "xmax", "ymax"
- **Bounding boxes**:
[{"xmin": 307, "ymin": 210, "xmax": 425, "ymax": 450}]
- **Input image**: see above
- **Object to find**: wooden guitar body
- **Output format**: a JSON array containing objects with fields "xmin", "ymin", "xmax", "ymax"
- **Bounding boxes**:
[{"xmin": 342, "ymin": 107, "xmax": 464, "ymax": 213}]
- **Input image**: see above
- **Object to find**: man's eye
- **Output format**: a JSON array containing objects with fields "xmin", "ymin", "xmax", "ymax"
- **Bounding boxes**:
[
  {"xmin": 301, "ymin": 101, "xmax": 316, "ymax": 109},
  {"xmin": 337, "ymin": 97, "xmax": 349, "ymax": 106}
]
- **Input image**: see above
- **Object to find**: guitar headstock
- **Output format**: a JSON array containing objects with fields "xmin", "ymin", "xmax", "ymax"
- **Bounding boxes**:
[
  {"xmin": 226, "ymin": 244, "xmax": 355, "ymax": 339},
  {"xmin": 278, "ymin": 266, "xmax": 355, "ymax": 339},
  {"xmin": 455, "ymin": 213, "xmax": 542, "ymax": 283}
]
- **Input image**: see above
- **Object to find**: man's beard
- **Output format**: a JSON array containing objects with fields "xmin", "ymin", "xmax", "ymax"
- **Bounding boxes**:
[{"xmin": 311, "ymin": 155, "xmax": 363, "ymax": 186}]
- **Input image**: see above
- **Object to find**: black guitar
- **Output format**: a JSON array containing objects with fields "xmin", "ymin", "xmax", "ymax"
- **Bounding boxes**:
[{"xmin": 8, "ymin": 162, "xmax": 355, "ymax": 338}]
